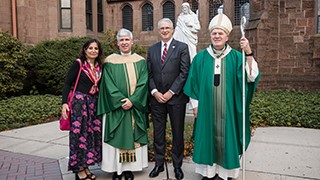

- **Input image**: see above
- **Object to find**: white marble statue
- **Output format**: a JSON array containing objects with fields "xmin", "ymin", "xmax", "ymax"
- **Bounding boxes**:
[{"xmin": 173, "ymin": 2, "xmax": 201, "ymax": 62}]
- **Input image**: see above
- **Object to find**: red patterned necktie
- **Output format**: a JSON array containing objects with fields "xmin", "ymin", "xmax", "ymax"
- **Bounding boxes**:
[{"xmin": 161, "ymin": 43, "xmax": 167, "ymax": 64}]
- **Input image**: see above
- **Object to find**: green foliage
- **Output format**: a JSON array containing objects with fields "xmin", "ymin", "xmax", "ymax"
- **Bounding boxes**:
[
  {"xmin": 25, "ymin": 30, "xmax": 146, "ymax": 95},
  {"xmin": 102, "ymin": 29, "xmax": 118, "ymax": 56},
  {"xmin": 0, "ymin": 95, "xmax": 61, "ymax": 131},
  {"xmin": 250, "ymin": 90, "xmax": 320, "ymax": 129},
  {"xmin": 26, "ymin": 37, "xmax": 89, "ymax": 95},
  {"xmin": 0, "ymin": 32, "xmax": 28, "ymax": 99}
]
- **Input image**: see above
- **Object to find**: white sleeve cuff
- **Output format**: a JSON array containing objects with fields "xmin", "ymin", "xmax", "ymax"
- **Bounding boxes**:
[
  {"xmin": 190, "ymin": 98, "xmax": 198, "ymax": 109},
  {"xmin": 169, "ymin": 89, "xmax": 175, "ymax": 95},
  {"xmin": 246, "ymin": 58, "xmax": 259, "ymax": 82},
  {"xmin": 151, "ymin": 89, "xmax": 158, "ymax": 95}
]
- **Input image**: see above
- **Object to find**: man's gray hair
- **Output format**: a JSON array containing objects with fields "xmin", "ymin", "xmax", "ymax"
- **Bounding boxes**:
[
  {"xmin": 116, "ymin": 28, "xmax": 133, "ymax": 41},
  {"xmin": 157, "ymin": 18, "xmax": 173, "ymax": 29}
]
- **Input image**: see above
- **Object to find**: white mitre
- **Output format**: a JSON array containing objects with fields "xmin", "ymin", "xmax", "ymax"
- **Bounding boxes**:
[{"xmin": 208, "ymin": 13, "xmax": 233, "ymax": 35}]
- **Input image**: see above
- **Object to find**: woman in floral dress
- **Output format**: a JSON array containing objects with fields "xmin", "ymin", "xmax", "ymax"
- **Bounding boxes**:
[{"xmin": 61, "ymin": 38, "xmax": 103, "ymax": 180}]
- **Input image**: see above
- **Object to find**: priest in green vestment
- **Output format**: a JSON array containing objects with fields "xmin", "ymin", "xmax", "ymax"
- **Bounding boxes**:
[
  {"xmin": 183, "ymin": 13, "xmax": 260, "ymax": 180},
  {"xmin": 97, "ymin": 28, "xmax": 149, "ymax": 180}
]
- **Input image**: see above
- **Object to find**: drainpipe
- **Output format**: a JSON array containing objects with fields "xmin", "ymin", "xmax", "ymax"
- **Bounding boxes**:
[{"xmin": 11, "ymin": 0, "xmax": 17, "ymax": 38}]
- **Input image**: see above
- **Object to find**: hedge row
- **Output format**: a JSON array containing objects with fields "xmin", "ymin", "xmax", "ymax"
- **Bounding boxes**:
[
  {"xmin": 0, "ymin": 31, "xmax": 146, "ymax": 98},
  {"xmin": 0, "ymin": 90, "xmax": 319, "ymax": 132}
]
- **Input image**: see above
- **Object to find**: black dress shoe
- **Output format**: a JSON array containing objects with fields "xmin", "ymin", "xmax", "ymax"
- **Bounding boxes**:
[
  {"xmin": 149, "ymin": 165, "xmax": 164, "ymax": 178},
  {"xmin": 112, "ymin": 172, "xmax": 122, "ymax": 180},
  {"xmin": 124, "ymin": 171, "xmax": 134, "ymax": 180},
  {"xmin": 174, "ymin": 168, "xmax": 184, "ymax": 180},
  {"xmin": 202, "ymin": 177, "xmax": 215, "ymax": 180}
]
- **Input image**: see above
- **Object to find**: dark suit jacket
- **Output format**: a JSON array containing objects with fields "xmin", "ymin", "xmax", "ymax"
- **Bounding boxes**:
[{"xmin": 147, "ymin": 39, "xmax": 190, "ymax": 105}]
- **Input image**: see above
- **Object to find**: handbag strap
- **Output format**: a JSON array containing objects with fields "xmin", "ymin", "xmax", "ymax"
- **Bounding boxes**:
[{"xmin": 69, "ymin": 59, "xmax": 82, "ymax": 102}]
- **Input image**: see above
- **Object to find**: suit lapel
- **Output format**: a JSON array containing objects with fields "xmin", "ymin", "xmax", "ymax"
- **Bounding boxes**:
[
  {"xmin": 162, "ymin": 39, "xmax": 176, "ymax": 68},
  {"xmin": 154, "ymin": 42, "xmax": 162, "ymax": 67}
]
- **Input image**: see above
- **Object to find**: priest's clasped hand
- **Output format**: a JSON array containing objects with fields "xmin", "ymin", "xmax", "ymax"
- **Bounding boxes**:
[{"xmin": 121, "ymin": 98, "xmax": 133, "ymax": 110}]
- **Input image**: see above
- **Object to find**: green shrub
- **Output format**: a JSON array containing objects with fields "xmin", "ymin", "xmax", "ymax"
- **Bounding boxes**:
[
  {"xmin": 26, "ymin": 37, "xmax": 90, "ymax": 95},
  {"xmin": 0, "ymin": 32, "xmax": 28, "ymax": 99},
  {"xmin": 0, "ymin": 95, "xmax": 61, "ymax": 131},
  {"xmin": 26, "ymin": 30, "xmax": 146, "ymax": 95},
  {"xmin": 250, "ymin": 90, "xmax": 320, "ymax": 129}
]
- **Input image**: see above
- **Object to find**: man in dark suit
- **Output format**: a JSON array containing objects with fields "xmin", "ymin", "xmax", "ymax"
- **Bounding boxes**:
[{"xmin": 147, "ymin": 18, "xmax": 190, "ymax": 180}]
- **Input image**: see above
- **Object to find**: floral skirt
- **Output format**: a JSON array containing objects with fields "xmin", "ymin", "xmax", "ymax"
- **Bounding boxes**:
[{"xmin": 68, "ymin": 91, "xmax": 102, "ymax": 173}]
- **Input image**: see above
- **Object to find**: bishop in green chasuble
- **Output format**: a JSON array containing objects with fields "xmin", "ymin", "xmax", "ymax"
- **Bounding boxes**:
[
  {"xmin": 183, "ymin": 12, "xmax": 260, "ymax": 180},
  {"xmin": 184, "ymin": 44, "xmax": 260, "ymax": 168}
]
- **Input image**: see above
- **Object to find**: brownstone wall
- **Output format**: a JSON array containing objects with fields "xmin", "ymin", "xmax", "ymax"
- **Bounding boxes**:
[
  {"xmin": 245, "ymin": 0, "xmax": 320, "ymax": 91},
  {"xmin": 105, "ymin": 0, "xmax": 184, "ymax": 46},
  {"xmin": 3, "ymin": 0, "xmax": 87, "ymax": 45},
  {"xmin": 0, "ymin": 0, "xmax": 13, "ymax": 34}
]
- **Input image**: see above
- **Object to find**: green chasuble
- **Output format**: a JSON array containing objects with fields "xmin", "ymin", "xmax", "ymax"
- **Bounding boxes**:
[
  {"xmin": 97, "ymin": 53, "xmax": 148, "ymax": 150},
  {"xmin": 184, "ymin": 45, "xmax": 260, "ymax": 169}
]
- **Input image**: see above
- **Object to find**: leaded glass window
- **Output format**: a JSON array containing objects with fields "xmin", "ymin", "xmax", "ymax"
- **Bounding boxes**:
[
  {"xmin": 235, "ymin": 0, "xmax": 250, "ymax": 25},
  {"xmin": 163, "ymin": 1, "xmax": 175, "ymax": 26},
  {"xmin": 142, "ymin": 3, "xmax": 153, "ymax": 31},
  {"xmin": 209, "ymin": 0, "xmax": 224, "ymax": 23},
  {"xmin": 122, "ymin": 5, "xmax": 133, "ymax": 31}
]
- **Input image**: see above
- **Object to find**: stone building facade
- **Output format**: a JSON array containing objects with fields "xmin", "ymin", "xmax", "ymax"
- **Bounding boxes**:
[{"xmin": 0, "ymin": 0, "xmax": 320, "ymax": 90}]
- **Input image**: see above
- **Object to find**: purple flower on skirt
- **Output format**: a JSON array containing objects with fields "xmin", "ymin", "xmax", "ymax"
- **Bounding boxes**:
[
  {"xmin": 79, "ymin": 136, "xmax": 86, "ymax": 143},
  {"xmin": 79, "ymin": 144, "xmax": 87, "ymax": 150},
  {"xmin": 73, "ymin": 121, "xmax": 81, "ymax": 127},
  {"xmin": 75, "ymin": 94, "xmax": 84, "ymax": 100},
  {"xmin": 73, "ymin": 128, "xmax": 80, "ymax": 134}
]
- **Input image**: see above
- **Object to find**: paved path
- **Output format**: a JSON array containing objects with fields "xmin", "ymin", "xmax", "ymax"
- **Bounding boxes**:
[
  {"xmin": 0, "ymin": 121, "xmax": 320, "ymax": 180},
  {"xmin": 0, "ymin": 150, "xmax": 62, "ymax": 180}
]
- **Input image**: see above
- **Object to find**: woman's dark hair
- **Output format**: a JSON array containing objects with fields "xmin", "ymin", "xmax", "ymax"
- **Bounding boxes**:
[{"xmin": 79, "ymin": 38, "xmax": 103, "ymax": 67}]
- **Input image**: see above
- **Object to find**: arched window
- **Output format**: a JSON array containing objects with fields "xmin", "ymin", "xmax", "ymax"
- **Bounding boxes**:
[
  {"xmin": 142, "ymin": 3, "xmax": 153, "ymax": 31},
  {"xmin": 122, "ymin": 5, "xmax": 133, "ymax": 31},
  {"xmin": 235, "ymin": 0, "xmax": 250, "ymax": 25},
  {"xmin": 209, "ymin": 0, "xmax": 224, "ymax": 23},
  {"xmin": 163, "ymin": 1, "xmax": 175, "ymax": 25}
]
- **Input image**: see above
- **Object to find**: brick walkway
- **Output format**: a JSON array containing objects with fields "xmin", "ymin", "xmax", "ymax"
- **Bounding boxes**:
[{"xmin": 0, "ymin": 150, "xmax": 62, "ymax": 180}]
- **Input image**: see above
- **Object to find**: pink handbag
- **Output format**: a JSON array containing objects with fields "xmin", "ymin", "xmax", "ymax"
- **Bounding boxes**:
[{"xmin": 59, "ymin": 59, "xmax": 82, "ymax": 131}]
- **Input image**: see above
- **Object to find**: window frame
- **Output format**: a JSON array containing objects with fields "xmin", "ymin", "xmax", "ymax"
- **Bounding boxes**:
[
  {"xmin": 86, "ymin": 0, "xmax": 93, "ymax": 32},
  {"xmin": 59, "ymin": 0, "xmax": 72, "ymax": 31},
  {"xmin": 122, "ymin": 4, "xmax": 133, "ymax": 31},
  {"xmin": 162, "ymin": 1, "xmax": 175, "ymax": 27},
  {"xmin": 316, "ymin": 0, "xmax": 320, "ymax": 34},
  {"xmin": 209, "ymin": 0, "xmax": 224, "ymax": 23},
  {"xmin": 142, "ymin": 3, "xmax": 154, "ymax": 31},
  {"xmin": 234, "ymin": 0, "xmax": 249, "ymax": 26},
  {"xmin": 97, "ymin": 0, "xmax": 104, "ymax": 33}
]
